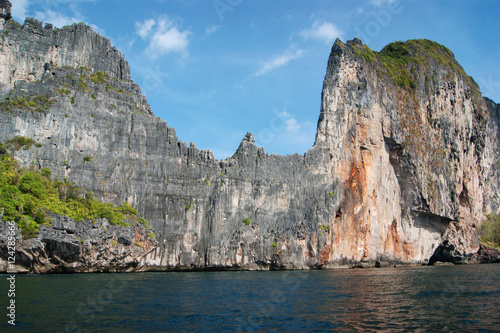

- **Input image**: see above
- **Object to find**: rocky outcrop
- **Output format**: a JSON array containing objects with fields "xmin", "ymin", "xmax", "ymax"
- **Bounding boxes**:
[
  {"xmin": 0, "ymin": 215, "xmax": 157, "ymax": 273},
  {"xmin": 474, "ymin": 245, "xmax": 500, "ymax": 263},
  {"xmin": 0, "ymin": 19, "xmax": 499, "ymax": 272}
]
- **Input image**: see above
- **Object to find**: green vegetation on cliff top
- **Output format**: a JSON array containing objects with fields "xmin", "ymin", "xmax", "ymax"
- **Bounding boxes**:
[
  {"xmin": 0, "ymin": 142, "xmax": 149, "ymax": 238},
  {"xmin": 350, "ymin": 39, "xmax": 474, "ymax": 91}
]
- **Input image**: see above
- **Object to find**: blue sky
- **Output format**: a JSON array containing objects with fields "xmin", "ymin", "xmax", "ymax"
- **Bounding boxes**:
[{"xmin": 12, "ymin": 0, "xmax": 500, "ymax": 159}]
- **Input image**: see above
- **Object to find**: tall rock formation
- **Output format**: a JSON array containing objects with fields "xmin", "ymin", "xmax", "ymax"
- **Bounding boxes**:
[
  {"xmin": 315, "ymin": 38, "xmax": 500, "ymax": 264},
  {"xmin": 0, "ymin": 19, "xmax": 498, "ymax": 272}
]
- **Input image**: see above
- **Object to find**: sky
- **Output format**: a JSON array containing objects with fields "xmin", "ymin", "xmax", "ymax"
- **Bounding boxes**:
[{"xmin": 11, "ymin": 0, "xmax": 500, "ymax": 159}]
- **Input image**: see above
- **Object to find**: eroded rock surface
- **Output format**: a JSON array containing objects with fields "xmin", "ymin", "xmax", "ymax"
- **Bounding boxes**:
[{"xmin": 0, "ymin": 215, "xmax": 157, "ymax": 273}]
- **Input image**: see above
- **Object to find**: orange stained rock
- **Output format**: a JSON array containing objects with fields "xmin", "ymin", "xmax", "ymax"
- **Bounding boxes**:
[{"xmin": 320, "ymin": 245, "xmax": 331, "ymax": 265}]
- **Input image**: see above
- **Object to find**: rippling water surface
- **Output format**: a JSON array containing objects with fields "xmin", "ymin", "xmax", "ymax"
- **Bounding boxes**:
[{"xmin": 1, "ymin": 264, "xmax": 499, "ymax": 332}]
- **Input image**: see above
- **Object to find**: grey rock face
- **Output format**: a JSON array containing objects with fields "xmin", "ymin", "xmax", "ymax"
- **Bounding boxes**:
[{"xmin": 0, "ymin": 19, "xmax": 499, "ymax": 272}]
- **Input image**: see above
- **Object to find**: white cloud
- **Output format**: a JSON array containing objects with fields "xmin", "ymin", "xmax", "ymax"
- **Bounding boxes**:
[
  {"xmin": 299, "ymin": 20, "xmax": 343, "ymax": 45},
  {"xmin": 12, "ymin": 0, "xmax": 30, "ymax": 21},
  {"xmin": 89, "ymin": 24, "xmax": 105, "ymax": 36},
  {"xmin": 205, "ymin": 24, "xmax": 221, "ymax": 35},
  {"xmin": 150, "ymin": 26, "xmax": 191, "ymax": 56},
  {"xmin": 127, "ymin": 37, "xmax": 137, "ymax": 50},
  {"xmin": 57, "ymin": 0, "xmax": 96, "ymax": 3},
  {"xmin": 135, "ymin": 17, "xmax": 192, "ymax": 58},
  {"xmin": 276, "ymin": 111, "xmax": 303, "ymax": 133},
  {"xmin": 34, "ymin": 9, "xmax": 81, "ymax": 27},
  {"xmin": 40, "ymin": 0, "xmax": 96, "ymax": 3},
  {"xmin": 255, "ymin": 110, "xmax": 315, "ymax": 152},
  {"xmin": 280, "ymin": 115, "xmax": 315, "ymax": 148},
  {"xmin": 16, "ymin": 0, "xmax": 101, "ymax": 30},
  {"xmin": 136, "ymin": 18, "xmax": 156, "ymax": 40},
  {"xmin": 285, "ymin": 118, "xmax": 301, "ymax": 133},
  {"xmin": 370, "ymin": 0, "xmax": 397, "ymax": 6},
  {"xmin": 32, "ymin": 8, "xmax": 104, "ymax": 34},
  {"xmin": 254, "ymin": 48, "xmax": 305, "ymax": 77}
]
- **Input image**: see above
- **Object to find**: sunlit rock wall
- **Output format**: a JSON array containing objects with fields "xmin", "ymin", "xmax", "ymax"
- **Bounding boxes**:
[{"xmin": 1, "ymin": 19, "xmax": 498, "ymax": 271}]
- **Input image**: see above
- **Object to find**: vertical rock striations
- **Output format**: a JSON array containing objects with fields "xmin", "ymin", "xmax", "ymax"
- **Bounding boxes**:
[{"xmin": 0, "ymin": 19, "xmax": 498, "ymax": 272}]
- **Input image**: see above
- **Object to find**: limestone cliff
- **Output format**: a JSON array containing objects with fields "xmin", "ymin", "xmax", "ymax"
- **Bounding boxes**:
[
  {"xmin": 315, "ymin": 38, "xmax": 500, "ymax": 264},
  {"xmin": 0, "ymin": 18, "xmax": 498, "ymax": 272}
]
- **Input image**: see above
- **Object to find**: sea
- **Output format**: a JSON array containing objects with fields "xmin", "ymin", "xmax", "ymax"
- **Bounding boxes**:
[{"xmin": 1, "ymin": 264, "xmax": 499, "ymax": 332}]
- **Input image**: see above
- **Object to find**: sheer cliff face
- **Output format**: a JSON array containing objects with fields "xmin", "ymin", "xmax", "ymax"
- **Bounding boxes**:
[
  {"xmin": 315, "ymin": 39, "xmax": 500, "ymax": 264},
  {"xmin": 0, "ymin": 19, "xmax": 499, "ymax": 270}
]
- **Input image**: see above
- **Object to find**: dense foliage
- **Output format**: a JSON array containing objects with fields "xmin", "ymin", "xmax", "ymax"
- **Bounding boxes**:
[
  {"xmin": 5, "ymin": 135, "xmax": 43, "ymax": 150},
  {"xmin": 480, "ymin": 213, "xmax": 500, "ymax": 250},
  {"xmin": 379, "ymin": 41, "xmax": 418, "ymax": 90},
  {"xmin": 0, "ymin": 142, "xmax": 148, "ymax": 238},
  {"xmin": 350, "ymin": 39, "xmax": 475, "ymax": 92},
  {"xmin": 0, "ymin": 94, "xmax": 55, "ymax": 112}
]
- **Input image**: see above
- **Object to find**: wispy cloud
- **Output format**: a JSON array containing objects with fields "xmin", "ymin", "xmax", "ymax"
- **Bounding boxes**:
[
  {"xmin": 135, "ymin": 17, "xmax": 192, "ymax": 58},
  {"xmin": 19, "ymin": 0, "xmax": 102, "ymax": 31},
  {"xmin": 254, "ymin": 48, "xmax": 305, "ymax": 77},
  {"xmin": 255, "ymin": 110, "xmax": 315, "ymax": 152},
  {"xmin": 299, "ymin": 20, "xmax": 343, "ymax": 45},
  {"xmin": 277, "ymin": 111, "xmax": 308, "ymax": 134},
  {"xmin": 285, "ymin": 117, "xmax": 301, "ymax": 133},
  {"xmin": 11, "ymin": 0, "xmax": 29, "ymax": 21},
  {"xmin": 42, "ymin": 0, "xmax": 96, "ymax": 3},
  {"xmin": 205, "ymin": 24, "xmax": 221, "ymax": 35},
  {"xmin": 370, "ymin": 0, "xmax": 398, "ymax": 6},
  {"xmin": 89, "ymin": 23, "xmax": 106, "ymax": 36},
  {"xmin": 136, "ymin": 18, "xmax": 156, "ymax": 39},
  {"xmin": 34, "ymin": 9, "xmax": 80, "ymax": 27}
]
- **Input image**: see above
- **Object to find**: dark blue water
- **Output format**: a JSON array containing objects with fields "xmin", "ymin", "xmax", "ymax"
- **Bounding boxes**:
[{"xmin": 1, "ymin": 264, "xmax": 499, "ymax": 332}]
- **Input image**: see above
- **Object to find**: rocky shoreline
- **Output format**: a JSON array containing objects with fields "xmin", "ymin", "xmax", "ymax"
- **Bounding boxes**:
[
  {"xmin": 0, "ymin": 215, "xmax": 157, "ymax": 273},
  {"xmin": 1, "ymin": 216, "xmax": 498, "ymax": 274}
]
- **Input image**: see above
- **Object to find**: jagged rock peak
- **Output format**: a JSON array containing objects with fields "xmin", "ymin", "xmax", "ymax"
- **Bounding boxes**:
[
  {"xmin": 330, "ymin": 38, "xmax": 363, "ymax": 54},
  {"xmin": 242, "ymin": 132, "xmax": 255, "ymax": 144},
  {"xmin": 238, "ymin": 132, "xmax": 256, "ymax": 150},
  {"xmin": 0, "ymin": 17, "xmax": 131, "ymax": 90},
  {"xmin": 330, "ymin": 38, "xmax": 347, "ymax": 56},
  {"xmin": 352, "ymin": 37, "xmax": 363, "ymax": 45}
]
